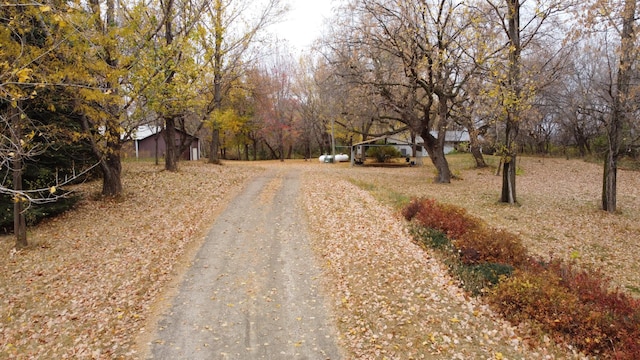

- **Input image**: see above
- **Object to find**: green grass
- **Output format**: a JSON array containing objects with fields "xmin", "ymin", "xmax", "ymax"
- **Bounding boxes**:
[
  {"xmin": 626, "ymin": 285, "xmax": 640, "ymax": 295},
  {"xmin": 348, "ymin": 178, "xmax": 411, "ymax": 209}
]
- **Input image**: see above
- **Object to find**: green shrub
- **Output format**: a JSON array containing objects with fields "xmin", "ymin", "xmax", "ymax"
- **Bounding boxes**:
[
  {"xmin": 366, "ymin": 145, "xmax": 401, "ymax": 162},
  {"xmin": 456, "ymin": 262, "xmax": 514, "ymax": 296},
  {"xmin": 0, "ymin": 190, "xmax": 80, "ymax": 232},
  {"xmin": 470, "ymin": 263, "xmax": 514, "ymax": 285},
  {"xmin": 409, "ymin": 226, "xmax": 452, "ymax": 250}
]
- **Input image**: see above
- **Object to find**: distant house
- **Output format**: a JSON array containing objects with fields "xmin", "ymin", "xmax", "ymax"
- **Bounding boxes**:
[
  {"xmin": 351, "ymin": 135, "xmax": 425, "ymax": 166},
  {"xmin": 390, "ymin": 131, "xmax": 470, "ymax": 156},
  {"xmin": 126, "ymin": 126, "xmax": 201, "ymax": 161}
]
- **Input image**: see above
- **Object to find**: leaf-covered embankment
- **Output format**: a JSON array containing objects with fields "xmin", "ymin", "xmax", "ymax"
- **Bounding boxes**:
[
  {"xmin": 0, "ymin": 161, "xmax": 262, "ymax": 359},
  {"xmin": 301, "ymin": 169, "xmax": 587, "ymax": 359}
]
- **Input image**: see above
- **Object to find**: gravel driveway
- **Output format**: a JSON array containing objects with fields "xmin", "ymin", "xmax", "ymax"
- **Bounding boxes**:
[{"xmin": 148, "ymin": 168, "xmax": 342, "ymax": 359}]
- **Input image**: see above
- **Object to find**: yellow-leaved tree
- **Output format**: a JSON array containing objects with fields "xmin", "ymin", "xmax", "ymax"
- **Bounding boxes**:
[
  {"xmin": 193, "ymin": 0, "xmax": 287, "ymax": 164},
  {"xmin": 0, "ymin": 1, "xmax": 105, "ymax": 247}
]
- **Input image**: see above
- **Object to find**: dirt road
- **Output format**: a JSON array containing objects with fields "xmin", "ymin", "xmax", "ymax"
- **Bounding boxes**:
[{"xmin": 148, "ymin": 168, "xmax": 342, "ymax": 359}]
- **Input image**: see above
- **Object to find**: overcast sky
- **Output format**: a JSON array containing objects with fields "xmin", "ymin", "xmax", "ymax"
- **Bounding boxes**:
[{"xmin": 268, "ymin": 0, "xmax": 335, "ymax": 51}]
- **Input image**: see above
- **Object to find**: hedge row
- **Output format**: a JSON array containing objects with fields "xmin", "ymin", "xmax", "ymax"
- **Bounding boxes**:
[{"xmin": 403, "ymin": 198, "xmax": 640, "ymax": 359}]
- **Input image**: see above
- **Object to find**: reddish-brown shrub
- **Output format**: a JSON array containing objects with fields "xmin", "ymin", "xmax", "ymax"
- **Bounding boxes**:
[
  {"xmin": 488, "ymin": 270, "xmax": 585, "ymax": 345},
  {"xmin": 454, "ymin": 228, "xmax": 528, "ymax": 267},
  {"xmin": 401, "ymin": 198, "xmax": 423, "ymax": 221},
  {"xmin": 552, "ymin": 262, "xmax": 640, "ymax": 357},
  {"xmin": 407, "ymin": 198, "xmax": 481, "ymax": 239},
  {"xmin": 489, "ymin": 262, "xmax": 640, "ymax": 358},
  {"xmin": 403, "ymin": 197, "xmax": 640, "ymax": 359}
]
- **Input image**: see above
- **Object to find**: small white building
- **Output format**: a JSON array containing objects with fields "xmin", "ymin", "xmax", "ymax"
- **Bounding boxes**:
[
  {"xmin": 349, "ymin": 131, "xmax": 471, "ymax": 166},
  {"xmin": 390, "ymin": 131, "xmax": 470, "ymax": 156}
]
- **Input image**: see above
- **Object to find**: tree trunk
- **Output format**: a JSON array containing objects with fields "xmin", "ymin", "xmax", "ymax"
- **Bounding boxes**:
[
  {"xmin": 102, "ymin": 117, "xmax": 124, "ymax": 196},
  {"xmin": 279, "ymin": 131, "xmax": 285, "ymax": 162},
  {"xmin": 422, "ymin": 99, "xmax": 453, "ymax": 183},
  {"xmin": 164, "ymin": 117, "xmax": 178, "ymax": 171},
  {"xmin": 264, "ymin": 141, "xmax": 279, "ymax": 159},
  {"xmin": 252, "ymin": 139, "xmax": 258, "ymax": 160},
  {"xmin": 470, "ymin": 145, "xmax": 486, "ymax": 168},
  {"xmin": 467, "ymin": 123, "xmax": 486, "ymax": 168},
  {"xmin": 78, "ymin": 109, "xmax": 123, "ymax": 197},
  {"xmin": 602, "ymin": 0, "xmax": 636, "ymax": 213},
  {"xmin": 10, "ymin": 106, "xmax": 27, "ymax": 248},
  {"xmin": 500, "ymin": 116, "xmax": 518, "ymax": 203},
  {"xmin": 13, "ymin": 160, "xmax": 27, "ymax": 248},
  {"xmin": 501, "ymin": 154, "xmax": 517, "ymax": 204},
  {"xmin": 602, "ymin": 150, "xmax": 617, "ymax": 211},
  {"xmin": 101, "ymin": 151, "xmax": 123, "ymax": 197},
  {"xmin": 209, "ymin": 128, "xmax": 221, "ymax": 164},
  {"xmin": 500, "ymin": 0, "xmax": 521, "ymax": 204},
  {"xmin": 154, "ymin": 135, "xmax": 159, "ymax": 165},
  {"xmin": 101, "ymin": 135, "xmax": 123, "ymax": 197},
  {"xmin": 421, "ymin": 129, "xmax": 451, "ymax": 183},
  {"xmin": 304, "ymin": 140, "xmax": 311, "ymax": 160},
  {"xmin": 85, "ymin": 0, "xmax": 123, "ymax": 198},
  {"xmin": 208, "ymin": 0, "xmax": 224, "ymax": 165}
]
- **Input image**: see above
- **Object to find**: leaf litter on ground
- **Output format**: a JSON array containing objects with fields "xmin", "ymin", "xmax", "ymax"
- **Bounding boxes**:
[
  {"xmin": 301, "ymin": 166, "xmax": 590, "ymax": 359},
  {"xmin": 0, "ymin": 161, "xmax": 262, "ymax": 359},
  {"xmin": 2, "ymin": 156, "xmax": 635, "ymax": 359}
]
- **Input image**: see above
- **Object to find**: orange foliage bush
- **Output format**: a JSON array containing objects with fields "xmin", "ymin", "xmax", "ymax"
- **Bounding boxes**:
[
  {"xmin": 402, "ymin": 198, "xmax": 481, "ymax": 239},
  {"xmin": 403, "ymin": 197, "xmax": 640, "ymax": 359},
  {"xmin": 489, "ymin": 262, "xmax": 640, "ymax": 358},
  {"xmin": 488, "ymin": 269, "xmax": 582, "ymax": 340},
  {"xmin": 454, "ymin": 228, "xmax": 529, "ymax": 267}
]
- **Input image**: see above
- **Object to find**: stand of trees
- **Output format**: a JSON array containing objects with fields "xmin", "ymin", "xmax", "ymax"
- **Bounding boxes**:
[
  {"xmin": 1, "ymin": 0, "xmax": 638, "ymax": 247},
  {"xmin": 313, "ymin": 0, "xmax": 637, "ymax": 211}
]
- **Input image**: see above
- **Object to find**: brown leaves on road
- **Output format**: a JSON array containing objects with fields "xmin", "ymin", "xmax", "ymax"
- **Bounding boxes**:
[{"xmin": 0, "ymin": 161, "xmax": 262, "ymax": 359}]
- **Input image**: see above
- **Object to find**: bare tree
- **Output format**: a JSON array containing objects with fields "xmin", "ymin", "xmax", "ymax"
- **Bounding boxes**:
[
  {"xmin": 325, "ymin": 0, "xmax": 483, "ymax": 182},
  {"xmin": 253, "ymin": 44, "xmax": 300, "ymax": 161},
  {"xmin": 553, "ymin": 44, "xmax": 609, "ymax": 157},
  {"xmin": 600, "ymin": 0, "xmax": 638, "ymax": 212},
  {"xmin": 484, "ymin": 0, "xmax": 577, "ymax": 203}
]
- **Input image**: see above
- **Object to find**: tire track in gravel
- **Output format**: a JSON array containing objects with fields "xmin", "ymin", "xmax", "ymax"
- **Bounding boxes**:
[{"xmin": 148, "ymin": 168, "xmax": 342, "ymax": 359}]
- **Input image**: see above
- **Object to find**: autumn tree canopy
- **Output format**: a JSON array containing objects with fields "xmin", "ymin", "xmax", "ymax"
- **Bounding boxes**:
[{"xmin": 2, "ymin": 0, "xmax": 640, "ymax": 250}]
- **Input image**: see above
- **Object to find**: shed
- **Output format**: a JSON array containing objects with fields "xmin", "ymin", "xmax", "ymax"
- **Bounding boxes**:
[
  {"xmin": 391, "ymin": 131, "xmax": 470, "ymax": 156},
  {"xmin": 351, "ymin": 135, "xmax": 424, "ymax": 166},
  {"xmin": 131, "ymin": 126, "xmax": 201, "ymax": 161}
]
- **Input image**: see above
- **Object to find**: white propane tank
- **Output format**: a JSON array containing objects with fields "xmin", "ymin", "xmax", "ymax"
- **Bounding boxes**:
[
  {"xmin": 319, "ymin": 154, "xmax": 349, "ymax": 163},
  {"xmin": 335, "ymin": 154, "xmax": 349, "ymax": 162}
]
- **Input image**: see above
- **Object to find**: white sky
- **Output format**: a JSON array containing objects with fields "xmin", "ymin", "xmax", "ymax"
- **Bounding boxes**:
[{"xmin": 269, "ymin": 0, "xmax": 335, "ymax": 51}]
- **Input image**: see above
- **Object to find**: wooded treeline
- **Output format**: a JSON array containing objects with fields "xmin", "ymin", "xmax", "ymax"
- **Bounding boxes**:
[
  {"xmin": 316, "ymin": 0, "xmax": 639, "ymax": 209},
  {"xmin": 1, "ymin": 0, "xmax": 639, "ymax": 247}
]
